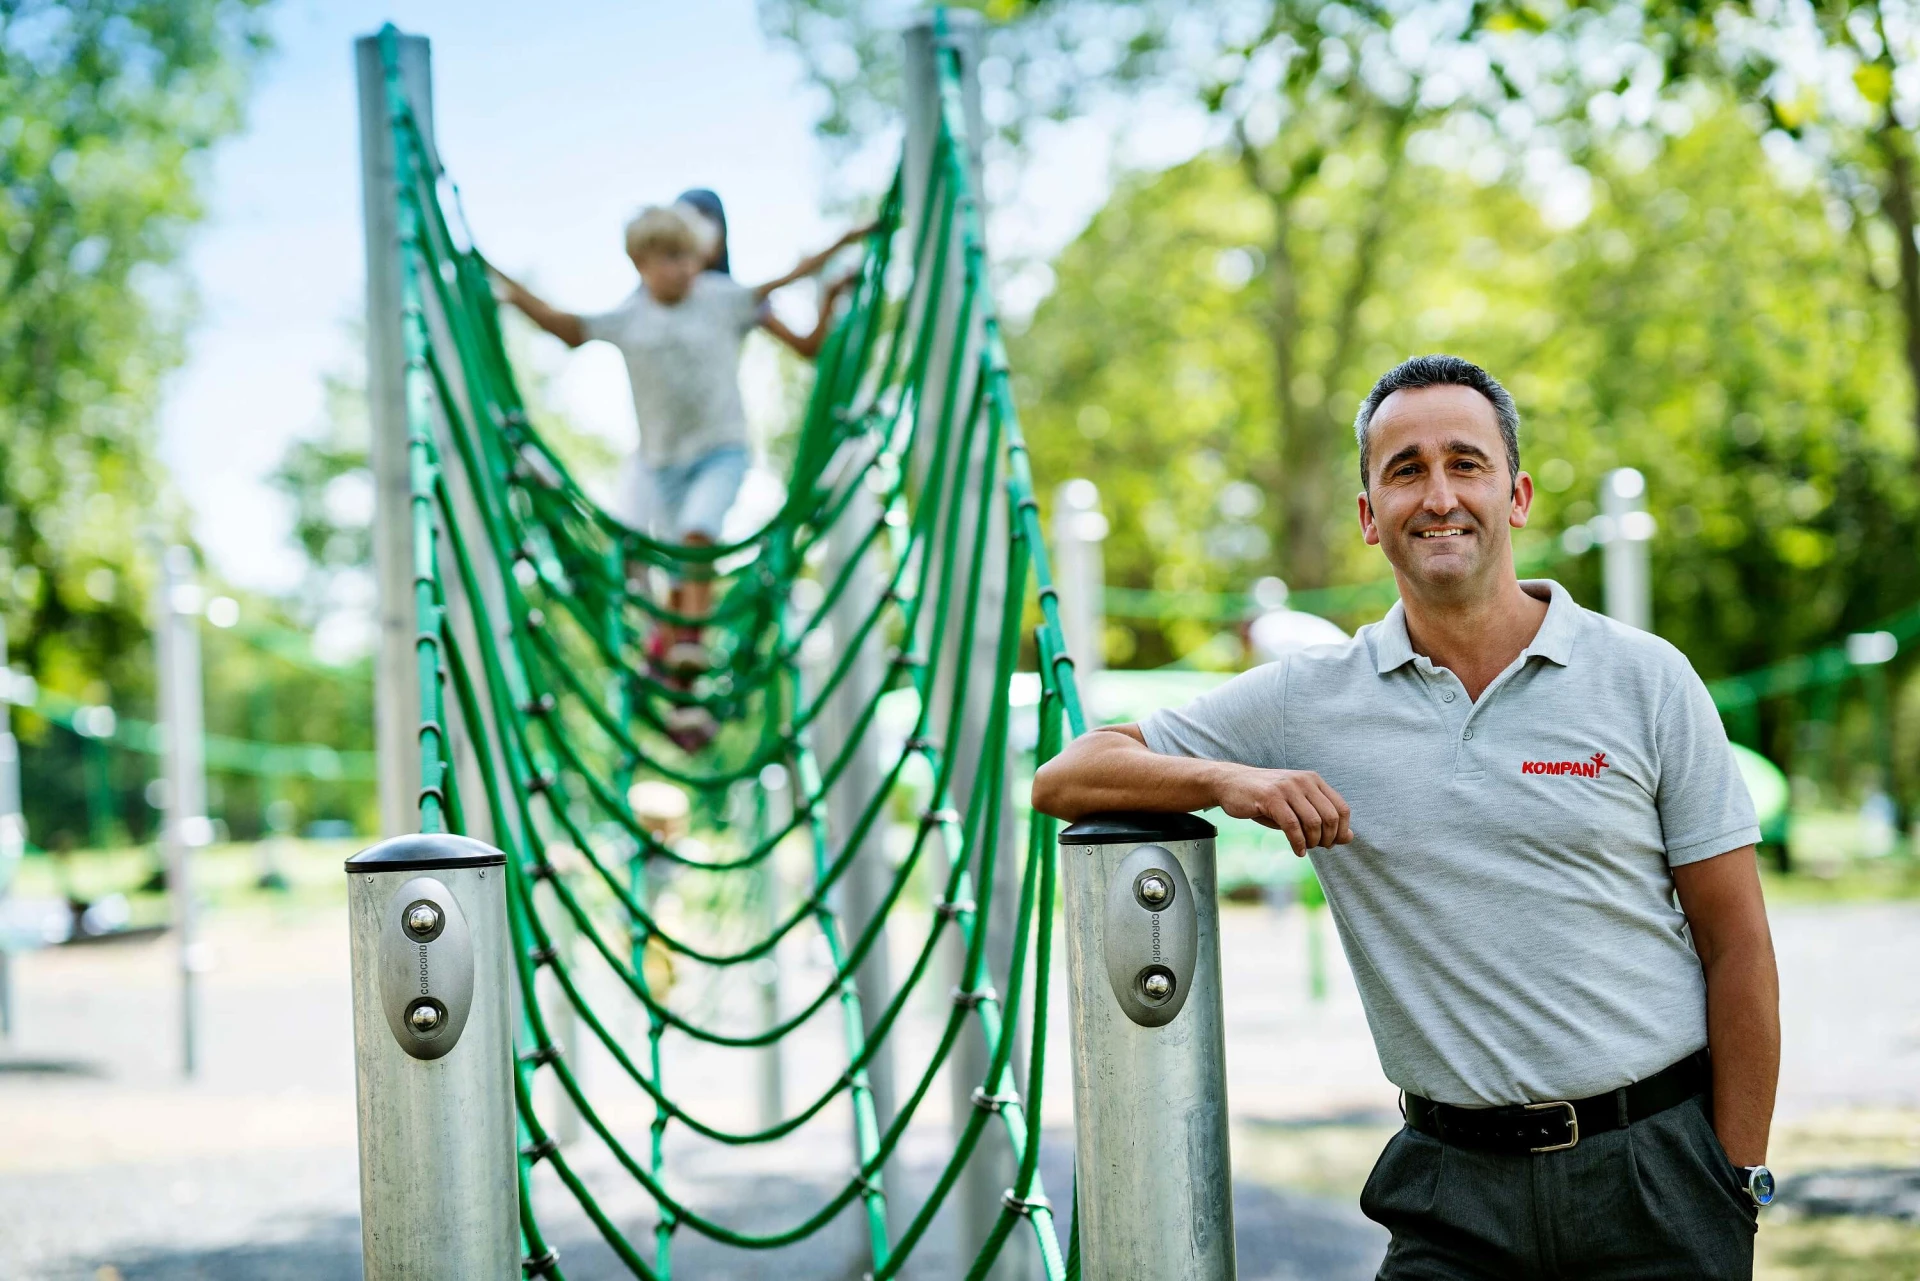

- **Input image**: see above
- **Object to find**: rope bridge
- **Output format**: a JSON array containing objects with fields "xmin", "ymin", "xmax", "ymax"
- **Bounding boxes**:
[{"xmin": 372, "ymin": 20, "xmax": 1084, "ymax": 1279}]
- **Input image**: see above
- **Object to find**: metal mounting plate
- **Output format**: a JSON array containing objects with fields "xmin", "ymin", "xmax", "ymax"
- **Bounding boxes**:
[
  {"xmin": 1102, "ymin": 844, "xmax": 1197, "ymax": 1028},
  {"xmin": 377, "ymin": 874, "xmax": 475, "ymax": 1060}
]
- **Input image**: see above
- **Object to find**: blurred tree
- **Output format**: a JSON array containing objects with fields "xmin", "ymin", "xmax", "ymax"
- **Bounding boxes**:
[
  {"xmin": 0, "ymin": 0, "xmax": 271, "ymax": 699},
  {"xmin": 1656, "ymin": 0, "xmax": 1920, "ymax": 466},
  {"xmin": 1017, "ymin": 101, "xmax": 1918, "ymax": 689},
  {"xmin": 762, "ymin": 0, "xmax": 1553, "ymax": 587}
]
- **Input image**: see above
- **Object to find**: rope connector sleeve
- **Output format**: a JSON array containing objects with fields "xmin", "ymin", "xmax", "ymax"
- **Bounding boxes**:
[
  {"xmin": 1002, "ymin": 1189, "xmax": 1052, "ymax": 1217},
  {"xmin": 520, "ymin": 1136, "xmax": 559, "ymax": 1164},
  {"xmin": 920, "ymin": 807, "xmax": 961, "ymax": 829},
  {"xmin": 528, "ymin": 944, "xmax": 558, "ymax": 967},
  {"xmin": 526, "ymin": 770, "xmax": 557, "ymax": 794},
  {"xmin": 522, "ymin": 1248, "xmax": 560, "ymax": 1277},
  {"xmin": 934, "ymin": 898, "xmax": 975, "ymax": 919},
  {"xmin": 521, "ymin": 693, "xmax": 556, "ymax": 717},
  {"xmin": 952, "ymin": 984, "xmax": 999, "ymax": 1009},
  {"xmin": 527, "ymin": 861, "xmax": 558, "ymax": 882},
  {"xmin": 971, "ymin": 1086, "xmax": 1019, "ymax": 1113},
  {"xmin": 519, "ymin": 1043, "xmax": 563, "ymax": 1068}
]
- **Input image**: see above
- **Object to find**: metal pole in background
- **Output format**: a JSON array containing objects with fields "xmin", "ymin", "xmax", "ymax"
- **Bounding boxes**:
[
  {"xmin": 1600, "ymin": 468, "xmax": 1653, "ymax": 631},
  {"xmin": 753, "ymin": 764, "xmax": 789, "ymax": 1128},
  {"xmin": 903, "ymin": 15, "xmax": 1036, "ymax": 1278},
  {"xmin": 345, "ymin": 833, "xmax": 518, "ymax": 1278},
  {"xmin": 1059, "ymin": 813, "xmax": 1236, "ymax": 1280},
  {"xmin": 0, "ymin": 614, "xmax": 23, "ymax": 1040},
  {"xmin": 358, "ymin": 30, "xmax": 435, "ymax": 839},
  {"xmin": 156, "ymin": 545, "xmax": 209, "ymax": 1078},
  {"xmin": 1051, "ymin": 478, "xmax": 1107, "ymax": 704},
  {"xmin": 822, "ymin": 481, "xmax": 897, "ymax": 1157}
]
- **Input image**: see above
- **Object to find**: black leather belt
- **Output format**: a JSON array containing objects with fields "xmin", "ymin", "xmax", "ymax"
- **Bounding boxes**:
[{"xmin": 1403, "ymin": 1050, "xmax": 1709, "ymax": 1154}]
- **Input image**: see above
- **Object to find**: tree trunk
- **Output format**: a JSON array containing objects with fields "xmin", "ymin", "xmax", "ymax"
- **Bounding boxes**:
[
  {"xmin": 1265, "ymin": 198, "xmax": 1335, "ymax": 588},
  {"xmin": 1874, "ymin": 121, "xmax": 1920, "ymax": 467}
]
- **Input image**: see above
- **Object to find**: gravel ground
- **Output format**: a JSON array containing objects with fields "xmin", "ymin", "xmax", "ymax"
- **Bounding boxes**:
[{"xmin": 0, "ymin": 873, "xmax": 1912, "ymax": 1280}]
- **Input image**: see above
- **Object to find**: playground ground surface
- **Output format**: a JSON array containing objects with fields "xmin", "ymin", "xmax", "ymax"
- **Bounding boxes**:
[{"xmin": 0, "ymin": 840, "xmax": 1915, "ymax": 1280}]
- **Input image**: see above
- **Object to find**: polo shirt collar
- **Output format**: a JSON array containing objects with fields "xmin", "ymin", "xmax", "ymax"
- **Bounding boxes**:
[{"xmin": 1370, "ymin": 578, "xmax": 1578, "ymax": 674}]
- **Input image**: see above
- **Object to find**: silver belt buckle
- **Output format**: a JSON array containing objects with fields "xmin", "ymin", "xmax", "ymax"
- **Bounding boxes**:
[{"xmin": 1525, "ymin": 1099, "xmax": 1579, "ymax": 1153}]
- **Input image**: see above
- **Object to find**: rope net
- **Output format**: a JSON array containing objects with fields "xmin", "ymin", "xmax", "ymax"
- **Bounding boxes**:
[{"xmin": 373, "ymin": 22, "xmax": 1086, "ymax": 1279}]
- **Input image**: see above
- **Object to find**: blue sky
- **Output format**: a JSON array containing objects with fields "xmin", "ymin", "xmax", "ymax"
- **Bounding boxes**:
[{"xmin": 157, "ymin": 1, "xmax": 1207, "ymax": 603}]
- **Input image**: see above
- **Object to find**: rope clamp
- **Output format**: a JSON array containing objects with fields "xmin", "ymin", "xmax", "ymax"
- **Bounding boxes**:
[
  {"xmin": 521, "ymin": 693, "xmax": 557, "ymax": 717},
  {"xmin": 970, "ymin": 1086, "xmax": 1019, "ymax": 1113},
  {"xmin": 1002, "ymin": 1189, "xmax": 1052, "ymax": 1217},
  {"xmin": 528, "ymin": 944, "xmax": 558, "ymax": 967},
  {"xmin": 519, "ymin": 1043, "xmax": 563, "ymax": 1067},
  {"xmin": 526, "ymin": 770, "xmax": 557, "ymax": 794},
  {"xmin": 528, "ymin": 861, "xmax": 559, "ymax": 882},
  {"xmin": 934, "ymin": 898, "xmax": 975, "ymax": 919},
  {"xmin": 522, "ymin": 1248, "xmax": 560, "ymax": 1277},
  {"xmin": 952, "ymin": 984, "xmax": 999, "ymax": 1009},
  {"xmin": 920, "ymin": 807, "xmax": 961, "ymax": 829},
  {"xmin": 519, "ymin": 1136, "xmax": 559, "ymax": 1164}
]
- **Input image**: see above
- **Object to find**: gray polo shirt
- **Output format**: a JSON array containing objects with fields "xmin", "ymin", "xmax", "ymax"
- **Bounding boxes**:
[{"xmin": 1141, "ymin": 580, "xmax": 1759, "ymax": 1107}]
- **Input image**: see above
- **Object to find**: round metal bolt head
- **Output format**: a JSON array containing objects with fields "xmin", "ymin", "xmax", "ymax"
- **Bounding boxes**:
[
  {"xmin": 1138, "ymin": 875, "xmax": 1171, "ymax": 906},
  {"xmin": 406, "ymin": 903, "xmax": 442, "ymax": 936},
  {"xmin": 408, "ymin": 1003, "xmax": 443, "ymax": 1033},
  {"xmin": 1141, "ymin": 971, "xmax": 1173, "ymax": 1001}
]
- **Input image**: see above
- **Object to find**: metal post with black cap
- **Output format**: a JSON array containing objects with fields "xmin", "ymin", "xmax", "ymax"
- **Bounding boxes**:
[
  {"xmin": 345, "ymin": 833, "xmax": 519, "ymax": 1278},
  {"xmin": 1058, "ymin": 811, "xmax": 1236, "ymax": 1279}
]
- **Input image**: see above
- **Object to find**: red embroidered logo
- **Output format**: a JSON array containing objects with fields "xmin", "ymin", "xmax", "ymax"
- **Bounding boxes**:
[{"xmin": 1521, "ymin": 751, "xmax": 1610, "ymax": 778}]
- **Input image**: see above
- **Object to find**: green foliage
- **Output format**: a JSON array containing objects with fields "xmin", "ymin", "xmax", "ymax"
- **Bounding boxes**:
[
  {"xmin": 1015, "ymin": 102, "xmax": 1919, "ymax": 686},
  {"xmin": 0, "ymin": 0, "xmax": 270, "ymax": 697}
]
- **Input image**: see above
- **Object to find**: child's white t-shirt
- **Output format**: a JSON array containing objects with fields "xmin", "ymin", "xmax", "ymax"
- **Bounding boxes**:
[{"xmin": 582, "ymin": 273, "xmax": 762, "ymax": 468}]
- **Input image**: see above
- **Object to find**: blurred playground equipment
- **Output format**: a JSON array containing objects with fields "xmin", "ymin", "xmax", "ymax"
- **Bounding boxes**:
[{"xmin": 343, "ymin": 14, "xmax": 1101, "ymax": 1278}]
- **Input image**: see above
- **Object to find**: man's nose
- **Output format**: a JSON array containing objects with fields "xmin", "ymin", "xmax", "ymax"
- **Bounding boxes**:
[{"xmin": 1420, "ymin": 473, "xmax": 1459, "ymax": 514}]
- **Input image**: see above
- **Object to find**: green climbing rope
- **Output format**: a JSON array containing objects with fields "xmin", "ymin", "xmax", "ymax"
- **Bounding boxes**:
[{"xmin": 374, "ymin": 17, "xmax": 1083, "ymax": 1278}]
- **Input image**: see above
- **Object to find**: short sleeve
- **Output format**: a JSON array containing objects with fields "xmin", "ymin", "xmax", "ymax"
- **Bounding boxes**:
[
  {"xmin": 580, "ymin": 293, "xmax": 638, "ymax": 344},
  {"xmin": 703, "ymin": 275, "xmax": 763, "ymax": 334},
  {"xmin": 1653, "ymin": 666, "xmax": 1761, "ymax": 867},
  {"xmin": 1138, "ymin": 660, "xmax": 1288, "ymax": 770}
]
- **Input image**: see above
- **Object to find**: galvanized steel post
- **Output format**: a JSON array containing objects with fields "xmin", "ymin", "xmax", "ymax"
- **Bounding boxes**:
[
  {"xmin": 1600, "ymin": 467, "xmax": 1653, "ymax": 631},
  {"xmin": 156, "ymin": 544, "xmax": 209, "ymax": 1077},
  {"xmin": 1059, "ymin": 812, "xmax": 1236, "ymax": 1280},
  {"xmin": 346, "ymin": 833, "xmax": 518, "ymax": 1278},
  {"xmin": 0, "ymin": 614, "xmax": 22, "ymax": 1040}
]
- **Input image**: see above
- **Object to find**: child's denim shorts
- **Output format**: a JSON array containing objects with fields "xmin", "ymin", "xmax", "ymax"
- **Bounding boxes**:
[{"xmin": 643, "ymin": 445, "xmax": 749, "ymax": 543}]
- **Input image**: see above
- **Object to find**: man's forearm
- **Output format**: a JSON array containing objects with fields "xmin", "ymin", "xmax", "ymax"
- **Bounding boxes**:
[
  {"xmin": 1703, "ymin": 940, "xmax": 1780, "ymax": 1166},
  {"xmin": 1031, "ymin": 730, "xmax": 1229, "ymax": 821}
]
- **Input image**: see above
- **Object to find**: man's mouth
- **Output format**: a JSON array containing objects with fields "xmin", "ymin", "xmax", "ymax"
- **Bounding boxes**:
[{"xmin": 1414, "ymin": 528, "xmax": 1469, "ymax": 539}]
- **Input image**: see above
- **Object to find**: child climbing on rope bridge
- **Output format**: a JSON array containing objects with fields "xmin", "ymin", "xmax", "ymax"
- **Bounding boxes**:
[{"xmin": 490, "ymin": 202, "xmax": 864, "ymax": 747}]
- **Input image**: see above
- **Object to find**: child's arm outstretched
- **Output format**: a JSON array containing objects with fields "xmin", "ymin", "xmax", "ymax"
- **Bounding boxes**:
[
  {"xmin": 761, "ymin": 271, "xmax": 858, "ymax": 361},
  {"xmin": 751, "ymin": 223, "xmax": 874, "ymax": 301},
  {"xmin": 490, "ymin": 267, "xmax": 590, "ymax": 348}
]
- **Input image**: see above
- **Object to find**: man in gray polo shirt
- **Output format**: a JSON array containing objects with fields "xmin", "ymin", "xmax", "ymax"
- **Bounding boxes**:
[{"xmin": 1033, "ymin": 355, "xmax": 1780, "ymax": 1278}]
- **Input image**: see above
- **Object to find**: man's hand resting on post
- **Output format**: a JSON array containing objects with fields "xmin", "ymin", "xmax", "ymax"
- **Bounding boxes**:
[{"xmin": 1031, "ymin": 724, "xmax": 1354, "ymax": 856}]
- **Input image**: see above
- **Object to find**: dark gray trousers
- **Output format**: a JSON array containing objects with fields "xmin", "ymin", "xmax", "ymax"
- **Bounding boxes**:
[{"xmin": 1361, "ymin": 1094, "xmax": 1758, "ymax": 1279}]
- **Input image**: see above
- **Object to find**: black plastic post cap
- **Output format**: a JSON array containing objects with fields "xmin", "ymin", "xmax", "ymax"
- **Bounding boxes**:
[
  {"xmin": 1058, "ymin": 811, "xmax": 1217, "ymax": 847},
  {"xmin": 344, "ymin": 832, "xmax": 506, "ymax": 873}
]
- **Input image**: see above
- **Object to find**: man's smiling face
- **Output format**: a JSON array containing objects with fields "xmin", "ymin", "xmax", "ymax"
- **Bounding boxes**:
[{"xmin": 1357, "ymin": 384, "xmax": 1533, "ymax": 596}]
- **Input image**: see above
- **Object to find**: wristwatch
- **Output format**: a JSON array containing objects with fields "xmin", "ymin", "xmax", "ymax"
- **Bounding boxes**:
[{"xmin": 1738, "ymin": 1164, "xmax": 1775, "ymax": 1208}]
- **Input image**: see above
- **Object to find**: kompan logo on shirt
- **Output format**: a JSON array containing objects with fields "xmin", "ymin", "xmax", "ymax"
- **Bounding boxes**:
[{"xmin": 1520, "ymin": 751, "xmax": 1611, "ymax": 778}]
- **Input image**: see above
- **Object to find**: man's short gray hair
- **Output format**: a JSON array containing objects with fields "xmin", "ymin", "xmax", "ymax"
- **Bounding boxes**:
[{"xmin": 1353, "ymin": 354, "xmax": 1520, "ymax": 489}]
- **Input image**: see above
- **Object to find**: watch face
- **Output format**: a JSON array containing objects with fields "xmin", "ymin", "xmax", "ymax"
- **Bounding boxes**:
[{"xmin": 1748, "ymin": 1166, "xmax": 1775, "ymax": 1206}]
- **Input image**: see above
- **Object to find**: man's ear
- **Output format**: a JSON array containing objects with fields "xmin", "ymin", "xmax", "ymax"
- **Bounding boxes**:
[
  {"xmin": 1358, "ymin": 490, "xmax": 1380, "ymax": 546},
  {"xmin": 1508, "ymin": 471, "xmax": 1535, "ymax": 529}
]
